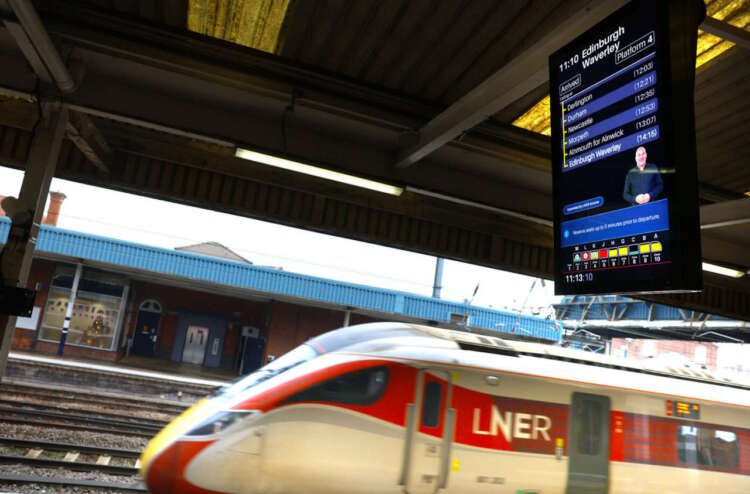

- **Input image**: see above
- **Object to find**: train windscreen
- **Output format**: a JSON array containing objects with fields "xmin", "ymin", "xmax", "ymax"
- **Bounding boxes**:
[
  {"xmin": 221, "ymin": 343, "xmax": 319, "ymax": 397},
  {"xmin": 219, "ymin": 324, "xmax": 427, "ymax": 398}
]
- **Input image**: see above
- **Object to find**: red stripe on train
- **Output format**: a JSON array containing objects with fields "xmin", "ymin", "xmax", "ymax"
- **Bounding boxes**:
[{"xmin": 147, "ymin": 440, "xmax": 218, "ymax": 494}]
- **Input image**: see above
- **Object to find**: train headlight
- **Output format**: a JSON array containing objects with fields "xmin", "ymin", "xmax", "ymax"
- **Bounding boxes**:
[{"xmin": 186, "ymin": 410, "xmax": 259, "ymax": 437}]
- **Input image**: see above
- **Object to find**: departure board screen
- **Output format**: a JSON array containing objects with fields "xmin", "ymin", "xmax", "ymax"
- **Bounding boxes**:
[{"xmin": 551, "ymin": 1, "xmax": 703, "ymax": 295}]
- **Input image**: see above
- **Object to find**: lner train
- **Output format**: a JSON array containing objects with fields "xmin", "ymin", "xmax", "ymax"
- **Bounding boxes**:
[{"xmin": 140, "ymin": 322, "xmax": 750, "ymax": 494}]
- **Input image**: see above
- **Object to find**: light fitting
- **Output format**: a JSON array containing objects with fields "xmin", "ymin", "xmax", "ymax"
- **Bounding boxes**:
[
  {"xmin": 702, "ymin": 262, "xmax": 744, "ymax": 278},
  {"xmin": 235, "ymin": 148, "xmax": 403, "ymax": 196}
]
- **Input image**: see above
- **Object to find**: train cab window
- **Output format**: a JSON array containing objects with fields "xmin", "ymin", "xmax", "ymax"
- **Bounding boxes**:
[
  {"xmin": 575, "ymin": 399, "xmax": 602, "ymax": 455},
  {"xmin": 287, "ymin": 366, "xmax": 389, "ymax": 406},
  {"xmin": 678, "ymin": 425, "xmax": 739, "ymax": 470},
  {"xmin": 421, "ymin": 381, "xmax": 443, "ymax": 428}
]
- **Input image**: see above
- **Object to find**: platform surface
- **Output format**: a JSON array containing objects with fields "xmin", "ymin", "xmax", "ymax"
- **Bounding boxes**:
[{"xmin": 9, "ymin": 352, "xmax": 231, "ymax": 388}]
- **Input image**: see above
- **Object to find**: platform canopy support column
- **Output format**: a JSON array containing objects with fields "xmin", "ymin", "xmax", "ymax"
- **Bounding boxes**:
[{"xmin": 0, "ymin": 106, "xmax": 69, "ymax": 377}]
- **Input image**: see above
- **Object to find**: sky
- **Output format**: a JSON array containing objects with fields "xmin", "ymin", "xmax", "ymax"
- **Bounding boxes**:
[
  {"xmin": 1, "ymin": 165, "xmax": 747, "ymax": 372},
  {"xmin": 0, "ymin": 166, "xmax": 559, "ymax": 314}
]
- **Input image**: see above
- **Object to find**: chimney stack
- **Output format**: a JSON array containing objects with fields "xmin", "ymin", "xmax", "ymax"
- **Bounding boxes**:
[{"xmin": 43, "ymin": 191, "xmax": 66, "ymax": 226}]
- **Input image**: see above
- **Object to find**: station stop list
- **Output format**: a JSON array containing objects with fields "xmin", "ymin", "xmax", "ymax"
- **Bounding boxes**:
[{"xmin": 550, "ymin": 1, "xmax": 703, "ymax": 296}]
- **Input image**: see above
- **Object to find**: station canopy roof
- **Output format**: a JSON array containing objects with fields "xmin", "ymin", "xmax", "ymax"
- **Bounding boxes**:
[{"xmin": 0, "ymin": 0, "xmax": 748, "ymax": 325}]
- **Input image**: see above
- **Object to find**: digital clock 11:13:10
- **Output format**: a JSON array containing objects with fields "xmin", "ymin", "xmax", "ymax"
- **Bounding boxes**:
[{"xmin": 565, "ymin": 273, "xmax": 594, "ymax": 284}]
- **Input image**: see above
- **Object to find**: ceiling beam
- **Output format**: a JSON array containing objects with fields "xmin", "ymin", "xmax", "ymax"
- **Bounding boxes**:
[
  {"xmin": 65, "ymin": 111, "xmax": 111, "ymax": 173},
  {"xmin": 2, "ymin": 20, "xmax": 53, "ymax": 84},
  {"xmin": 701, "ymin": 16, "xmax": 750, "ymax": 50},
  {"xmin": 3, "ymin": 1, "xmax": 76, "ymax": 92},
  {"xmin": 700, "ymin": 197, "xmax": 750, "ymax": 229},
  {"xmin": 394, "ymin": 0, "xmax": 629, "ymax": 168},
  {"xmin": 700, "ymin": 233, "xmax": 750, "ymax": 269},
  {"xmin": 0, "ymin": 95, "xmax": 38, "ymax": 130}
]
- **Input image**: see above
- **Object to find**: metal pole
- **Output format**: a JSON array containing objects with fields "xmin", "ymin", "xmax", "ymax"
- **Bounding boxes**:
[
  {"xmin": 462, "ymin": 283, "xmax": 479, "ymax": 329},
  {"xmin": 57, "ymin": 262, "xmax": 82, "ymax": 355},
  {"xmin": 432, "ymin": 258, "xmax": 444, "ymax": 298},
  {"xmin": 512, "ymin": 279, "xmax": 537, "ymax": 334},
  {"xmin": 113, "ymin": 283, "xmax": 129, "ymax": 351},
  {"xmin": 0, "ymin": 106, "xmax": 68, "ymax": 377},
  {"xmin": 7, "ymin": 0, "xmax": 76, "ymax": 92},
  {"xmin": 239, "ymin": 336, "xmax": 249, "ymax": 376},
  {"xmin": 343, "ymin": 310, "xmax": 351, "ymax": 327}
]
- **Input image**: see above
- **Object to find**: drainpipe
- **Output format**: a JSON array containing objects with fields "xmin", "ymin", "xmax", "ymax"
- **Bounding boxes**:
[
  {"xmin": 57, "ymin": 262, "xmax": 82, "ymax": 355},
  {"xmin": 432, "ymin": 258, "xmax": 444, "ymax": 298},
  {"xmin": 8, "ymin": 0, "xmax": 76, "ymax": 93}
]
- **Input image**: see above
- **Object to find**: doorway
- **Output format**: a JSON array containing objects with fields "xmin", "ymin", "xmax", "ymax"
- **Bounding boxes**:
[
  {"xmin": 566, "ymin": 392, "xmax": 611, "ymax": 494},
  {"xmin": 131, "ymin": 300, "xmax": 162, "ymax": 357},
  {"xmin": 401, "ymin": 369, "xmax": 456, "ymax": 494},
  {"xmin": 237, "ymin": 326, "xmax": 265, "ymax": 375},
  {"xmin": 182, "ymin": 325, "xmax": 209, "ymax": 365}
]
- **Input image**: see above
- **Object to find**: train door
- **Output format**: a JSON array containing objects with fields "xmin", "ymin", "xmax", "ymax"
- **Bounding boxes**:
[
  {"xmin": 182, "ymin": 325, "xmax": 209, "ymax": 365},
  {"xmin": 566, "ymin": 392, "xmax": 610, "ymax": 494},
  {"xmin": 400, "ymin": 369, "xmax": 456, "ymax": 494}
]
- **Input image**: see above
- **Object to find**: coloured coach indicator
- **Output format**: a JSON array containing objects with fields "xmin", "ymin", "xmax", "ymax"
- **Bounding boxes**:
[
  {"xmin": 551, "ymin": 0, "xmax": 705, "ymax": 295},
  {"xmin": 139, "ymin": 323, "xmax": 750, "ymax": 494}
]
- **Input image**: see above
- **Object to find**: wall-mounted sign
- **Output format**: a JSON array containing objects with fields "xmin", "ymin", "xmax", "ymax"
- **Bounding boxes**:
[{"xmin": 551, "ymin": 0, "xmax": 705, "ymax": 295}]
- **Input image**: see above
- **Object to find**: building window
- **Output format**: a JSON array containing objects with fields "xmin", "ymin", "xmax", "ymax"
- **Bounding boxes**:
[
  {"xmin": 694, "ymin": 346, "xmax": 707, "ymax": 366},
  {"xmin": 39, "ymin": 267, "xmax": 126, "ymax": 351},
  {"xmin": 641, "ymin": 340, "xmax": 657, "ymax": 358},
  {"xmin": 678, "ymin": 425, "xmax": 739, "ymax": 470},
  {"xmin": 139, "ymin": 299, "xmax": 162, "ymax": 313}
]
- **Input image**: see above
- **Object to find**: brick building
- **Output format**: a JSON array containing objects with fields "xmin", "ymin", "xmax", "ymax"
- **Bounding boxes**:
[
  {"xmin": 1, "ymin": 196, "xmax": 559, "ymax": 376},
  {"xmin": 610, "ymin": 338, "xmax": 719, "ymax": 370}
]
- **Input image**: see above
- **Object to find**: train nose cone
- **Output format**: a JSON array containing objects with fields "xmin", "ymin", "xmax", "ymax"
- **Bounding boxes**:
[
  {"xmin": 140, "ymin": 398, "xmax": 217, "ymax": 492},
  {"xmin": 143, "ymin": 440, "xmax": 215, "ymax": 493}
]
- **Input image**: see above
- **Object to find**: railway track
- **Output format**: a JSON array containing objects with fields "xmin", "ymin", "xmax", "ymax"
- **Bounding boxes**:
[
  {"xmin": 0, "ymin": 437, "xmax": 139, "ymax": 475},
  {"xmin": 0, "ymin": 437, "xmax": 146, "ymax": 492},
  {"xmin": 0, "ymin": 398, "xmax": 174, "ymax": 426},
  {"xmin": 0, "ymin": 473, "xmax": 147, "ymax": 492},
  {"xmin": 0, "ymin": 405, "xmax": 165, "ymax": 437},
  {"xmin": 1, "ymin": 380, "xmax": 190, "ymax": 415}
]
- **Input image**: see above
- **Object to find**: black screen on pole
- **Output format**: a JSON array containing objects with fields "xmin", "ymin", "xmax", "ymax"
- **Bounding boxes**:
[{"xmin": 551, "ymin": 0, "xmax": 704, "ymax": 295}]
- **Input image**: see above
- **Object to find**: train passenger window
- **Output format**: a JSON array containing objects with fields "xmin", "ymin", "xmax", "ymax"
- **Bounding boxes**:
[
  {"xmin": 575, "ymin": 399, "xmax": 602, "ymax": 455},
  {"xmin": 421, "ymin": 381, "xmax": 442, "ymax": 428},
  {"xmin": 677, "ymin": 425, "xmax": 739, "ymax": 469},
  {"xmin": 287, "ymin": 366, "xmax": 389, "ymax": 406}
]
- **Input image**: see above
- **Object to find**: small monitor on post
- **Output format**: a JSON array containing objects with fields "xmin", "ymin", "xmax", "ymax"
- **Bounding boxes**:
[{"xmin": 0, "ymin": 286, "xmax": 36, "ymax": 317}]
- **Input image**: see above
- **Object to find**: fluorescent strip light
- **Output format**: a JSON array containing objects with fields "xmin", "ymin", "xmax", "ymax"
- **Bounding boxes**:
[
  {"xmin": 235, "ymin": 148, "xmax": 403, "ymax": 196},
  {"xmin": 702, "ymin": 262, "xmax": 745, "ymax": 278}
]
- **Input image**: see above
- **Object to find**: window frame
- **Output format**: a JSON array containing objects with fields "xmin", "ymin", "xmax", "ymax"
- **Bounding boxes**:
[
  {"xmin": 677, "ymin": 423, "xmax": 739, "ymax": 471},
  {"xmin": 575, "ymin": 398, "xmax": 602, "ymax": 456},
  {"xmin": 421, "ymin": 380, "xmax": 443, "ymax": 429},
  {"xmin": 38, "ymin": 266, "xmax": 128, "ymax": 352},
  {"xmin": 285, "ymin": 366, "xmax": 390, "ymax": 406}
]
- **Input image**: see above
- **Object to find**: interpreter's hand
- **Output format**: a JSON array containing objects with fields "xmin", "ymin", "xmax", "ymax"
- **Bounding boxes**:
[
  {"xmin": 635, "ymin": 194, "xmax": 645, "ymax": 204},
  {"xmin": 642, "ymin": 193, "xmax": 650, "ymax": 204}
]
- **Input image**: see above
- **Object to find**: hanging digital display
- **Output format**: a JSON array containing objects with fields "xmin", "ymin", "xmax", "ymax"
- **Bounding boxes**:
[{"xmin": 551, "ymin": 0, "xmax": 705, "ymax": 295}]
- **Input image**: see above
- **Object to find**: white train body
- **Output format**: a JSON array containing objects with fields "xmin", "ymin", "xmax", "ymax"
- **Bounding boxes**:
[{"xmin": 141, "ymin": 323, "xmax": 750, "ymax": 493}]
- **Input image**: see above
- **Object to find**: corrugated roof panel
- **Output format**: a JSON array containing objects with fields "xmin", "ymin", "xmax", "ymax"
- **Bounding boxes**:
[
  {"xmin": 512, "ymin": 1, "xmax": 749, "ymax": 135},
  {"xmin": 187, "ymin": 0, "xmax": 291, "ymax": 53},
  {"xmin": 0, "ymin": 217, "xmax": 557, "ymax": 340}
]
